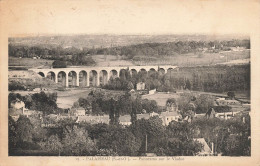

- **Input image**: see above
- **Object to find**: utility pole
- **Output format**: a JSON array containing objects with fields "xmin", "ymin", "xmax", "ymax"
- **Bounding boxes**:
[{"xmin": 145, "ymin": 134, "xmax": 148, "ymax": 153}]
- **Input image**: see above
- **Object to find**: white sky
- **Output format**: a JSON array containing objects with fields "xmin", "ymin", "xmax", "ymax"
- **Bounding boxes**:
[{"xmin": 1, "ymin": 0, "xmax": 259, "ymax": 37}]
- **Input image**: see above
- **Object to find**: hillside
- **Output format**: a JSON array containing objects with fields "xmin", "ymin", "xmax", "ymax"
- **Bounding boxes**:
[{"xmin": 9, "ymin": 34, "xmax": 249, "ymax": 49}]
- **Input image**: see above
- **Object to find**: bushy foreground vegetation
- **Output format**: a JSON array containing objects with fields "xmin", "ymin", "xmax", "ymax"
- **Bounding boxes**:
[{"xmin": 9, "ymin": 112, "xmax": 250, "ymax": 156}]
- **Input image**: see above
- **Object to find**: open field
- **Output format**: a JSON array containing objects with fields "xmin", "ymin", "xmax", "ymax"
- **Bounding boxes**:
[
  {"xmin": 142, "ymin": 89, "xmax": 250, "ymax": 107},
  {"xmin": 133, "ymin": 50, "xmax": 250, "ymax": 67},
  {"xmin": 9, "ymin": 57, "xmax": 53, "ymax": 69},
  {"xmin": 142, "ymin": 92, "xmax": 179, "ymax": 106},
  {"xmin": 56, "ymin": 88, "xmax": 91, "ymax": 108},
  {"xmin": 56, "ymin": 88, "xmax": 125, "ymax": 108},
  {"xmin": 92, "ymin": 54, "xmax": 134, "ymax": 66},
  {"xmin": 8, "ymin": 49, "xmax": 249, "ymax": 70}
]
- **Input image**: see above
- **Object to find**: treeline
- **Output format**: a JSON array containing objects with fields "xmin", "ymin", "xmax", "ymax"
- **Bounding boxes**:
[
  {"xmin": 166, "ymin": 65, "xmax": 250, "ymax": 93},
  {"xmin": 73, "ymin": 90, "xmax": 159, "ymax": 118},
  {"xmin": 103, "ymin": 69, "xmax": 176, "ymax": 92},
  {"xmin": 101, "ymin": 65, "xmax": 250, "ymax": 94},
  {"xmin": 93, "ymin": 39, "xmax": 250, "ymax": 59},
  {"xmin": 9, "ymin": 111, "xmax": 250, "ymax": 156},
  {"xmin": 9, "ymin": 39, "xmax": 250, "ymax": 60},
  {"xmin": 9, "ymin": 44, "xmax": 96, "ymax": 66}
]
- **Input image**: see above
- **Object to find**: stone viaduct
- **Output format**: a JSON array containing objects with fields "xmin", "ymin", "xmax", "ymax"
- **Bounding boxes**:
[{"xmin": 29, "ymin": 65, "xmax": 178, "ymax": 87}]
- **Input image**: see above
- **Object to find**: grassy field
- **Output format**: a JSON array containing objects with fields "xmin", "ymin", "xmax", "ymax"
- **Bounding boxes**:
[
  {"xmin": 142, "ymin": 92, "xmax": 179, "ymax": 106},
  {"xmin": 9, "ymin": 57, "xmax": 53, "ymax": 69},
  {"xmin": 8, "ymin": 49, "xmax": 250, "ymax": 69},
  {"xmin": 92, "ymin": 54, "xmax": 134, "ymax": 66},
  {"xmin": 56, "ymin": 88, "xmax": 94, "ymax": 108},
  {"xmin": 56, "ymin": 88, "xmax": 125, "ymax": 109},
  {"xmin": 133, "ymin": 50, "xmax": 250, "ymax": 67}
]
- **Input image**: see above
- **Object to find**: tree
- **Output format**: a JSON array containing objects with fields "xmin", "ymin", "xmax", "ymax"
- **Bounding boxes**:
[
  {"xmin": 227, "ymin": 91, "xmax": 235, "ymax": 99},
  {"xmin": 30, "ymin": 92, "xmax": 58, "ymax": 115},
  {"xmin": 109, "ymin": 129, "xmax": 142, "ymax": 156},
  {"xmin": 186, "ymin": 79, "xmax": 191, "ymax": 90},
  {"xmin": 166, "ymin": 98, "xmax": 176, "ymax": 107},
  {"xmin": 78, "ymin": 97, "xmax": 91, "ymax": 112},
  {"xmin": 157, "ymin": 121, "xmax": 203, "ymax": 156},
  {"xmin": 8, "ymin": 116, "xmax": 18, "ymax": 150},
  {"xmin": 52, "ymin": 60, "xmax": 67, "ymax": 68},
  {"xmin": 127, "ymin": 81, "xmax": 134, "ymax": 90},
  {"xmin": 8, "ymin": 93, "xmax": 23, "ymax": 108},
  {"xmin": 195, "ymin": 94, "xmax": 215, "ymax": 114},
  {"xmin": 61, "ymin": 126, "xmax": 97, "ymax": 156},
  {"xmin": 29, "ymin": 116, "xmax": 48, "ymax": 142},
  {"xmin": 130, "ymin": 116, "xmax": 165, "ymax": 152},
  {"xmin": 41, "ymin": 134, "xmax": 62, "ymax": 154},
  {"xmin": 16, "ymin": 115, "xmax": 33, "ymax": 143},
  {"xmin": 131, "ymin": 96, "xmax": 142, "ymax": 125}
]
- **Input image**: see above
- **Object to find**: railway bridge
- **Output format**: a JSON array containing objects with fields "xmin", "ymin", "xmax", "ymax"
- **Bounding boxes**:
[{"xmin": 29, "ymin": 65, "xmax": 178, "ymax": 87}]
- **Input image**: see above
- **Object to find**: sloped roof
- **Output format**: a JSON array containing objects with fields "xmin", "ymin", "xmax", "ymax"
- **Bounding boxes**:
[
  {"xmin": 77, "ymin": 115, "xmax": 110, "ymax": 124},
  {"xmin": 160, "ymin": 111, "xmax": 180, "ymax": 117},
  {"xmin": 193, "ymin": 138, "xmax": 212, "ymax": 155},
  {"xmin": 119, "ymin": 115, "xmax": 131, "ymax": 122},
  {"xmin": 137, "ymin": 114, "xmax": 150, "ymax": 120}
]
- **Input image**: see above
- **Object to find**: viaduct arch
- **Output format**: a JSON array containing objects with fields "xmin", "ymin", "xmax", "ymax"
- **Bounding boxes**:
[{"xmin": 30, "ymin": 65, "xmax": 178, "ymax": 87}]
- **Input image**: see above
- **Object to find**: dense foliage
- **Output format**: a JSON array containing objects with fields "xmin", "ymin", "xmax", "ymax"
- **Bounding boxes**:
[
  {"xmin": 73, "ymin": 90, "xmax": 159, "ymax": 117},
  {"xmin": 103, "ymin": 69, "xmax": 176, "ymax": 92},
  {"xmin": 9, "ymin": 111, "xmax": 250, "ymax": 156},
  {"xmin": 9, "ymin": 82, "xmax": 27, "ymax": 91},
  {"xmin": 167, "ymin": 65, "xmax": 250, "ymax": 93},
  {"xmin": 9, "ymin": 39, "xmax": 250, "ymax": 58},
  {"xmin": 9, "ymin": 92, "xmax": 58, "ymax": 115},
  {"xmin": 9, "ymin": 39, "xmax": 249, "ymax": 66}
]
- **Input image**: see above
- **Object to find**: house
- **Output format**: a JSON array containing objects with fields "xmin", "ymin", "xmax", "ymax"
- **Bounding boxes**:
[
  {"xmin": 10, "ymin": 99, "xmax": 25, "ymax": 110},
  {"xmin": 149, "ymin": 112, "xmax": 159, "ymax": 117},
  {"xmin": 148, "ymin": 89, "xmax": 156, "ymax": 95},
  {"xmin": 137, "ymin": 113, "xmax": 151, "ymax": 120},
  {"xmin": 136, "ymin": 82, "xmax": 145, "ymax": 90},
  {"xmin": 23, "ymin": 110, "xmax": 42, "ymax": 117},
  {"xmin": 119, "ymin": 115, "xmax": 131, "ymax": 126},
  {"xmin": 9, "ymin": 108, "xmax": 23, "ymax": 121},
  {"xmin": 193, "ymin": 138, "xmax": 212, "ymax": 156},
  {"xmin": 70, "ymin": 107, "xmax": 85, "ymax": 116},
  {"xmin": 75, "ymin": 115, "xmax": 110, "ymax": 124},
  {"xmin": 215, "ymin": 111, "xmax": 240, "ymax": 120},
  {"xmin": 33, "ymin": 88, "xmax": 41, "ymax": 92},
  {"xmin": 217, "ymin": 99, "xmax": 241, "ymax": 106},
  {"xmin": 166, "ymin": 105, "xmax": 178, "ymax": 112},
  {"xmin": 206, "ymin": 107, "xmax": 240, "ymax": 120},
  {"xmin": 160, "ymin": 111, "xmax": 181, "ymax": 126}
]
